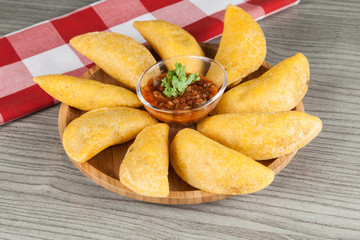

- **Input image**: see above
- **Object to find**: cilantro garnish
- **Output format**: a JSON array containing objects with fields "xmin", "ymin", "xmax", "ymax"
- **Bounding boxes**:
[{"xmin": 161, "ymin": 62, "xmax": 200, "ymax": 98}]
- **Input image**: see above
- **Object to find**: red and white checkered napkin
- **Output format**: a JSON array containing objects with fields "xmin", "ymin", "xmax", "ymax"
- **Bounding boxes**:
[{"xmin": 0, "ymin": 0, "xmax": 299, "ymax": 125}]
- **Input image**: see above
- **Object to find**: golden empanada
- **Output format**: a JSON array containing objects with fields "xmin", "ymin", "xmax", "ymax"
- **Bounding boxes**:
[
  {"xmin": 170, "ymin": 129, "xmax": 274, "ymax": 195},
  {"xmin": 62, "ymin": 107, "xmax": 157, "ymax": 163},
  {"xmin": 33, "ymin": 74, "xmax": 141, "ymax": 111},
  {"xmin": 212, "ymin": 53, "xmax": 309, "ymax": 115},
  {"xmin": 197, "ymin": 112, "xmax": 322, "ymax": 160},
  {"xmin": 133, "ymin": 20, "xmax": 204, "ymax": 59},
  {"xmin": 133, "ymin": 20, "xmax": 204, "ymax": 73},
  {"xmin": 70, "ymin": 32, "xmax": 156, "ymax": 90},
  {"xmin": 120, "ymin": 123, "xmax": 169, "ymax": 197},
  {"xmin": 209, "ymin": 5, "xmax": 266, "ymax": 87}
]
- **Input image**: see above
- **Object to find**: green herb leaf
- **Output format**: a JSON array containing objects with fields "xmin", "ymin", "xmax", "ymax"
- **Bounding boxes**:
[{"xmin": 160, "ymin": 62, "xmax": 200, "ymax": 98}]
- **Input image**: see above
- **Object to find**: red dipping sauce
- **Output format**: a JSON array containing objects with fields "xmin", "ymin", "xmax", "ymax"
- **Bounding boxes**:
[{"xmin": 142, "ymin": 73, "xmax": 218, "ymax": 110}]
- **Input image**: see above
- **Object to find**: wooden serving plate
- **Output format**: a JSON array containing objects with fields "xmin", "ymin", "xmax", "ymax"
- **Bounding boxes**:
[{"xmin": 58, "ymin": 43, "xmax": 304, "ymax": 204}]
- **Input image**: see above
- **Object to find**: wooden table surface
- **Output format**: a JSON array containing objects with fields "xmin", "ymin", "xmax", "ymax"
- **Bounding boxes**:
[{"xmin": 1, "ymin": 0, "xmax": 359, "ymax": 239}]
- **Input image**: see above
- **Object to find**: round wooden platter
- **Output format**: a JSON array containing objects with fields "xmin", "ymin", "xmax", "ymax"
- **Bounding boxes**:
[{"xmin": 58, "ymin": 43, "xmax": 304, "ymax": 204}]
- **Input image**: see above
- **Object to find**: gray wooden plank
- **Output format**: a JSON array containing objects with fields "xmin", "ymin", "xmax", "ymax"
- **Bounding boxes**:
[{"xmin": 0, "ymin": 0, "xmax": 359, "ymax": 239}]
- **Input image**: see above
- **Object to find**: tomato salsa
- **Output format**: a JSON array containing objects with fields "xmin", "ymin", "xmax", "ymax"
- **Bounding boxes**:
[{"xmin": 143, "ymin": 73, "xmax": 218, "ymax": 110}]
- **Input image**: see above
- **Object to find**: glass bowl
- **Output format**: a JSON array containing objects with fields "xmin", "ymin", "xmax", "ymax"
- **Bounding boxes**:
[{"xmin": 136, "ymin": 55, "xmax": 228, "ymax": 125}]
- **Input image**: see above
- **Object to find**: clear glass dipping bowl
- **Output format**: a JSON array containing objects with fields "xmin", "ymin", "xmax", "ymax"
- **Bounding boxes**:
[{"xmin": 136, "ymin": 55, "xmax": 228, "ymax": 125}]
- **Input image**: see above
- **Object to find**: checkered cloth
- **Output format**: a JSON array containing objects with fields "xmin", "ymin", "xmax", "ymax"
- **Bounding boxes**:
[{"xmin": 0, "ymin": 0, "xmax": 299, "ymax": 125}]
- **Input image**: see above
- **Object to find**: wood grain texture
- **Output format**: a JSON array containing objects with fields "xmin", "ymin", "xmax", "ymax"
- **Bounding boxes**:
[{"xmin": 1, "ymin": 0, "xmax": 360, "ymax": 239}]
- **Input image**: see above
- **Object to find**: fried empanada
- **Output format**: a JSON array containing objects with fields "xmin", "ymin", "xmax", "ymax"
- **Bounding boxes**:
[
  {"xmin": 133, "ymin": 20, "xmax": 204, "ymax": 73},
  {"xmin": 120, "ymin": 123, "xmax": 169, "ymax": 197},
  {"xmin": 209, "ymin": 5, "xmax": 266, "ymax": 87},
  {"xmin": 70, "ymin": 32, "xmax": 156, "ymax": 90},
  {"xmin": 33, "ymin": 74, "xmax": 141, "ymax": 111},
  {"xmin": 170, "ymin": 129, "xmax": 274, "ymax": 195},
  {"xmin": 212, "ymin": 53, "xmax": 309, "ymax": 115},
  {"xmin": 133, "ymin": 20, "xmax": 204, "ymax": 59},
  {"xmin": 197, "ymin": 112, "xmax": 322, "ymax": 160},
  {"xmin": 62, "ymin": 107, "xmax": 157, "ymax": 163}
]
